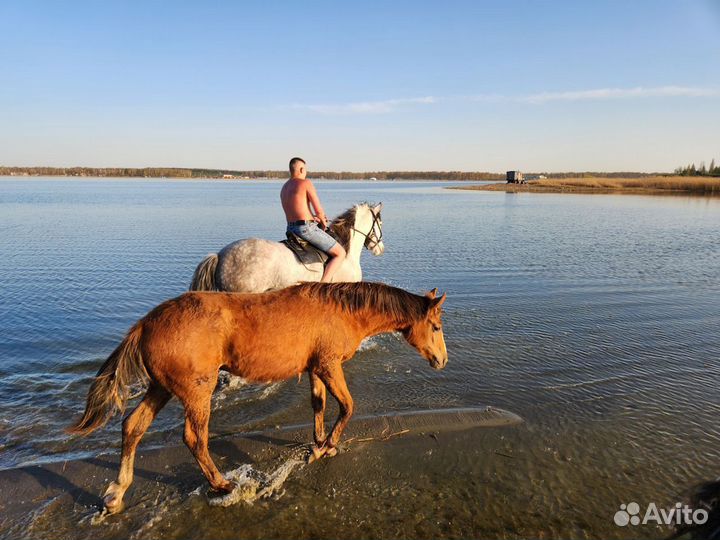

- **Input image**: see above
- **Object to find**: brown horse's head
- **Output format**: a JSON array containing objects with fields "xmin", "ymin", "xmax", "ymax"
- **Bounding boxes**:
[{"xmin": 402, "ymin": 289, "xmax": 448, "ymax": 370}]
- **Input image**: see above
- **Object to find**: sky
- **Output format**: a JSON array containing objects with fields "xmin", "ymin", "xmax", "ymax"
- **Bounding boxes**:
[{"xmin": 1, "ymin": 0, "xmax": 719, "ymax": 172}]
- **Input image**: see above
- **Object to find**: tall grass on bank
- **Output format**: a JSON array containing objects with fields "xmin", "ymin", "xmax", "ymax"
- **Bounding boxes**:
[{"xmin": 530, "ymin": 176, "xmax": 720, "ymax": 195}]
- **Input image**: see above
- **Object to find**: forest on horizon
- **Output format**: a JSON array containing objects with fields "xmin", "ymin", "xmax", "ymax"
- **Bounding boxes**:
[{"xmin": 0, "ymin": 166, "xmax": 677, "ymax": 180}]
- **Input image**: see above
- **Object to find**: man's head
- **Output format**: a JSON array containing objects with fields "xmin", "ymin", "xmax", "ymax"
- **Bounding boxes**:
[{"xmin": 289, "ymin": 157, "xmax": 306, "ymax": 179}]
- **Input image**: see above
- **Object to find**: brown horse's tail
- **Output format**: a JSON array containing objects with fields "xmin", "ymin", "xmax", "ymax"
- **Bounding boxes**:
[
  {"xmin": 189, "ymin": 253, "xmax": 218, "ymax": 291},
  {"xmin": 67, "ymin": 324, "xmax": 149, "ymax": 436}
]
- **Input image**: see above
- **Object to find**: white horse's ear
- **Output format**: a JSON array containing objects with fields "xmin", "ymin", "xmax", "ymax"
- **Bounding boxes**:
[{"xmin": 373, "ymin": 202, "xmax": 383, "ymax": 213}]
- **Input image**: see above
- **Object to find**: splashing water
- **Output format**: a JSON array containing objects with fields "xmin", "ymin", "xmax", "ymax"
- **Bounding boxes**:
[
  {"xmin": 213, "ymin": 373, "xmax": 283, "ymax": 405},
  {"xmin": 357, "ymin": 337, "xmax": 380, "ymax": 352},
  {"xmin": 192, "ymin": 458, "xmax": 305, "ymax": 508}
]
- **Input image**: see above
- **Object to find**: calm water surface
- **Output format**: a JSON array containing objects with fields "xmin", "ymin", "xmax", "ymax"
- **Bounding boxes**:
[{"xmin": 0, "ymin": 177, "xmax": 719, "ymax": 539}]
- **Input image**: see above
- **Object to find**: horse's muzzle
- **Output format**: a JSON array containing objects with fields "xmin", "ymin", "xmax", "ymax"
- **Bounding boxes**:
[{"xmin": 430, "ymin": 356, "xmax": 447, "ymax": 370}]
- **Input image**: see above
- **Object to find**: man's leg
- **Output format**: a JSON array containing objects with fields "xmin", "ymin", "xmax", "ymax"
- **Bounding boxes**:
[
  {"xmin": 292, "ymin": 222, "xmax": 347, "ymax": 283},
  {"xmin": 321, "ymin": 243, "xmax": 346, "ymax": 283}
]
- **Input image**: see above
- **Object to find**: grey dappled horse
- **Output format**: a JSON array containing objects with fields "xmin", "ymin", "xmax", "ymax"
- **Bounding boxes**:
[{"xmin": 190, "ymin": 203, "xmax": 384, "ymax": 292}]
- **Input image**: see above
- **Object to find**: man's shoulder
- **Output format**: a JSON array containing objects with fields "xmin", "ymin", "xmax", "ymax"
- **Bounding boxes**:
[
  {"xmin": 282, "ymin": 177, "xmax": 301, "ymax": 187},
  {"xmin": 292, "ymin": 177, "xmax": 314, "ymax": 190},
  {"xmin": 284, "ymin": 177, "xmax": 310, "ymax": 184}
]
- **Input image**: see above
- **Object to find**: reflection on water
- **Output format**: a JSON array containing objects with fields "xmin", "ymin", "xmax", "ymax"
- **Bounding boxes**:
[{"xmin": 0, "ymin": 178, "xmax": 719, "ymax": 538}]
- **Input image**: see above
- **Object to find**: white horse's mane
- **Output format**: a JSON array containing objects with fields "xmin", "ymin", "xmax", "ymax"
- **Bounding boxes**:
[{"xmin": 329, "ymin": 203, "xmax": 375, "ymax": 251}]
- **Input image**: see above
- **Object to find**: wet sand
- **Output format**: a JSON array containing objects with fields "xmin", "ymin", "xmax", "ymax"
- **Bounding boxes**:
[
  {"xmin": 0, "ymin": 407, "xmax": 523, "ymax": 540},
  {"xmin": 3, "ymin": 406, "xmax": 716, "ymax": 540},
  {"xmin": 5, "ymin": 404, "xmax": 710, "ymax": 540}
]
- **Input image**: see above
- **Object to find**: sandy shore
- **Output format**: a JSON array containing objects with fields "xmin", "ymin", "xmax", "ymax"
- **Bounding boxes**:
[
  {"xmin": 0, "ymin": 407, "xmax": 520, "ymax": 540},
  {"xmin": 2, "ymin": 404, "xmax": 707, "ymax": 540},
  {"xmin": 450, "ymin": 176, "xmax": 720, "ymax": 196}
]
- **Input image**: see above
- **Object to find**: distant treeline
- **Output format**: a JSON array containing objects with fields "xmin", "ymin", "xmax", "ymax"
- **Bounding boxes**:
[
  {"xmin": 1, "ymin": 166, "xmax": 213, "ymax": 178},
  {"xmin": 539, "ymin": 171, "xmax": 664, "ymax": 179},
  {"xmin": 0, "ymin": 166, "xmax": 505, "ymax": 180},
  {"xmin": 313, "ymin": 171, "xmax": 506, "ymax": 180},
  {"xmin": 674, "ymin": 159, "xmax": 720, "ymax": 176},
  {"xmin": 0, "ymin": 166, "xmax": 676, "ymax": 180}
]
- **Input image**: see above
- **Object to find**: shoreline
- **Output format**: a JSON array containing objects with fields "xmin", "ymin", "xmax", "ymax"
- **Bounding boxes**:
[
  {"xmin": 0, "ymin": 407, "xmax": 520, "ymax": 539},
  {"xmin": 0, "ymin": 175, "xmax": 484, "ymax": 183},
  {"xmin": 0, "ymin": 406, "xmax": 520, "ymax": 472},
  {"xmin": 449, "ymin": 176, "xmax": 720, "ymax": 197}
]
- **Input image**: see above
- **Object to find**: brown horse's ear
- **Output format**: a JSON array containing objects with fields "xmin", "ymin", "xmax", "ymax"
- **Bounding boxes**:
[
  {"xmin": 431, "ymin": 293, "xmax": 446, "ymax": 310},
  {"xmin": 425, "ymin": 288, "xmax": 438, "ymax": 299}
]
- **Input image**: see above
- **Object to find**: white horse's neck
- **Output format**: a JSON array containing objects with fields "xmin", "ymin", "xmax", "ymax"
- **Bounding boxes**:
[
  {"xmin": 329, "ymin": 205, "xmax": 371, "ymax": 282},
  {"xmin": 346, "ymin": 205, "xmax": 371, "ymax": 264}
]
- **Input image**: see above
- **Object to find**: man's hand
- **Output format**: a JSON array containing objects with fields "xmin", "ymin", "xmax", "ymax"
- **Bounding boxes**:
[{"xmin": 314, "ymin": 215, "xmax": 328, "ymax": 229}]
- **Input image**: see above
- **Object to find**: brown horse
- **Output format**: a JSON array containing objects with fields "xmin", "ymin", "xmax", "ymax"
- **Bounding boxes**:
[{"xmin": 69, "ymin": 282, "xmax": 447, "ymax": 513}]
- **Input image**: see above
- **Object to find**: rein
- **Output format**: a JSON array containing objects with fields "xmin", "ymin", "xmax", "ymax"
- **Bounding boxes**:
[{"xmin": 351, "ymin": 210, "xmax": 382, "ymax": 250}]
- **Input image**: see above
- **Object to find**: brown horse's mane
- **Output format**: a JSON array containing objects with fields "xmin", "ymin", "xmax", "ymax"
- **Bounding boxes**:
[{"xmin": 297, "ymin": 281, "xmax": 430, "ymax": 322}]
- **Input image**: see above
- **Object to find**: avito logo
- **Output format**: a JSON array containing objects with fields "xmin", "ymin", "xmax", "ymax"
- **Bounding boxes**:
[{"xmin": 614, "ymin": 502, "xmax": 708, "ymax": 527}]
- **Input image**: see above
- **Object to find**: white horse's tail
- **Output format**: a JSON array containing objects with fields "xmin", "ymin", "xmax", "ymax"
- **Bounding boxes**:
[{"xmin": 190, "ymin": 253, "xmax": 219, "ymax": 291}]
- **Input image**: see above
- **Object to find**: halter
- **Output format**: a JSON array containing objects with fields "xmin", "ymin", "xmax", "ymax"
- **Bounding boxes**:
[{"xmin": 351, "ymin": 209, "xmax": 383, "ymax": 250}]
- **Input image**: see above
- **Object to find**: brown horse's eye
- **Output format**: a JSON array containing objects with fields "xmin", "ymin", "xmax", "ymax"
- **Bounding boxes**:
[{"xmin": 432, "ymin": 325, "xmax": 441, "ymax": 332}]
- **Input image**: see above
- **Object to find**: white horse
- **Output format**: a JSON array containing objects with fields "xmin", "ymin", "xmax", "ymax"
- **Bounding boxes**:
[{"xmin": 190, "ymin": 202, "xmax": 384, "ymax": 292}]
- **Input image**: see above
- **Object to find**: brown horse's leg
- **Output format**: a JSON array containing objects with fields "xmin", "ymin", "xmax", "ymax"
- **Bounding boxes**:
[
  {"xmin": 308, "ymin": 372, "xmax": 327, "ymax": 463},
  {"xmin": 103, "ymin": 384, "xmax": 171, "ymax": 513},
  {"xmin": 182, "ymin": 395, "xmax": 235, "ymax": 494},
  {"xmin": 317, "ymin": 361, "xmax": 354, "ymax": 457}
]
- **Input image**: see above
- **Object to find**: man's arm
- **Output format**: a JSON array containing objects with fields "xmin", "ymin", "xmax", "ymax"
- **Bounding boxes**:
[{"xmin": 306, "ymin": 181, "xmax": 328, "ymax": 227}]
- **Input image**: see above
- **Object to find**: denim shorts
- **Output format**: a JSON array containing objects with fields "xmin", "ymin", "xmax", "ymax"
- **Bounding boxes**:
[{"xmin": 287, "ymin": 222, "xmax": 338, "ymax": 253}]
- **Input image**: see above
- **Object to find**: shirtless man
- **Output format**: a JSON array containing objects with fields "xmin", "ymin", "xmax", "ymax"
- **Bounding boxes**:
[{"xmin": 280, "ymin": 157, "xmax": 346, "ymax": 282}]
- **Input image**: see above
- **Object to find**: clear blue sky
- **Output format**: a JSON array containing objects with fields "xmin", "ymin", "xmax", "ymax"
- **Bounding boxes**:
[{"xmin": 1, "ymin": 0, "xmax": 719, "ymax": 172}]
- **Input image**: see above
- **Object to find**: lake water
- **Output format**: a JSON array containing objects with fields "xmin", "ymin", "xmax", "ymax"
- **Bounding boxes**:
[{"xmin": 0, "ymin": 178, "xmax": 719, "ymax": 539}]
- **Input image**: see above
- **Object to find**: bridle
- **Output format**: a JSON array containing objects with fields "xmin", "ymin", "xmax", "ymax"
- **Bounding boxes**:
[{"xmin": 351, "ymin": 209, "xmax": 383, "ymax": 250}]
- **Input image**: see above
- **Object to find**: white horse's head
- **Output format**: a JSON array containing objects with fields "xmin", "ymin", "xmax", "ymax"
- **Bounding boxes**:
[
  {"xmin": 357, "ymin": 202, "xmax": 384, "ymax": 256},
  {"xmin": 329, "ymin": 202, "xmax": 384, "ymax": 256}
]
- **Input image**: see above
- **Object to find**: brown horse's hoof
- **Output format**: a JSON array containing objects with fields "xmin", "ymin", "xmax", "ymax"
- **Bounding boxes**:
[
  {"xmin": 308, "ymin": 445, "xmax": 326, "ymax": 463},
  {"xmin": 207, "ymin": 481, "xmax": 236, "ymax": 499},
  {"xmin": 308, "ymin": 444, "xmax": 339, "ymax": 463},
  {"xmin": 102, "ymin": 481, "xmax": 126, "ymax": 514},
  {"xmin": 102, "ymin": 493, "xmax": 125, "ymax": 515}
]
